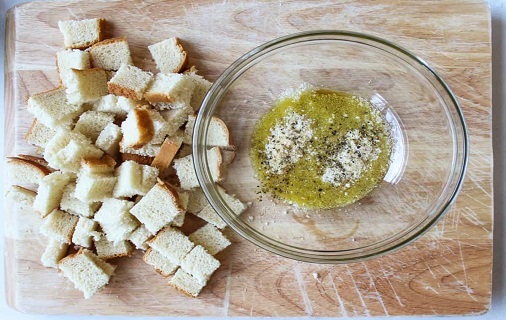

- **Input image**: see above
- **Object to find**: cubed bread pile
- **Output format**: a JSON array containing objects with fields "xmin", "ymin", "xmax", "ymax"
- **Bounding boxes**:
[{"xmin": 5, "ymin": 18, "xmax": 247, "ymax": 299}]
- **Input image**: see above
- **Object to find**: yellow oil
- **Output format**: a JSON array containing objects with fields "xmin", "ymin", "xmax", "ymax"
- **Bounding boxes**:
[{"xmin": 250, "ymin": 89, "xmax": 392, "ymax": 209}]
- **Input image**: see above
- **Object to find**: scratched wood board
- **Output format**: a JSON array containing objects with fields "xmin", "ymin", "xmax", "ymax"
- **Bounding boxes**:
[{"xmin": 3, "ymin": 0, "xmax": 492, "ymax": 316}]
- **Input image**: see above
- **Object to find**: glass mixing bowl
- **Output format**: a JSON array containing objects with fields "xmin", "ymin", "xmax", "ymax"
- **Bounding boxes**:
[{"xmin": 193, "ymin": 30, "xmax": 469, "ymax": 263}]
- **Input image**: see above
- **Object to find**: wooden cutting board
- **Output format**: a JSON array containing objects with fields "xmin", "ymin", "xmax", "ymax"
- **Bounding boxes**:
[{"xmin": 4, "ymin": 0, "xmax": 492, "ymax": 316}]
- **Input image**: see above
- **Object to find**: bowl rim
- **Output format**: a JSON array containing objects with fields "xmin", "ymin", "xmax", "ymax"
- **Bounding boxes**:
[{"xmin": 193, "ymin": 30, "xmax": 470, "ymax": 264}]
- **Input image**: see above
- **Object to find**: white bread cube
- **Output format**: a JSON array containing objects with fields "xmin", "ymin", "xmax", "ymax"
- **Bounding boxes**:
[
  {"xmin": 58, "ymin": 18, "xmax": 105, "ymax": 49},
  {"xmin": 72, "ymin": 216, "xmax": 99, "ymax": 248},
  {"xmin": 147, "ymin": 108, "xmax": 171, "ymax": 144},
  {"xmin": 41, "ymin": 239, "xmax": 68, "ymax": 268},
  {"xmin": 186, "ymin": 188, "xmax": 208, "ymax": 214},
  {"xmin": 74, "ymin": 111, "xmax": 115, "ymax": 142},
  {"xmin": 171, "ymin": 191, "xmax": 189, "ymax": 228},
  {"xmin": 92, "ymin": 94, "xmax": 136, "ymax": 118},
  {"xmin": 44, "ymin": 129, "xmax": 104, "ymax": 173},
  {"xmin": 60, "ymin": 183, "xmax": 100, "ymax": 218},
  {"xmin": 144, "ymin": 73, "xmax": 195, "ymax": 110},
  {"xmin": 40, "ymin": 209, "xmax": 79, "ymax": 243},
  {"xmin": 117, "ymin": 96, "xmax": 137, "ymax": 113},
  {"xmin": 89, "ymin": 37, "xmax": 133, "ymax": 70},
  {"xmin": 147, "ymin": 227, "xmax": 194, "ymax": 265},
  {"xmin": 74, "ymin": 173, "xmax": 117, "ymax": 202},
  {"xmin": 6, "ymin": 157, "xmax": 51, "ymax": 186},
  {"xmin": 113, "ymin": 161, "xmax": 158, "ymax": 198},
  {"xmin": 196, "ymin": 186, "xmax": 247, "ymax": 229},
  {"xmin": 129, "ymin": 225, "xmax": 153, "ymax": 250},
  {"xmin": 159, "ymin": 105, "xmax": 192, "ymax": 132},
  {"xmin": 25, "ymin": 119, "xmax": 57, "ymax": 148},
  {"xmin": 173, "ymin": 147, "xmax": 223, "ymax": 190},
  {"xmin": 169, "ymin": 269, "xmax": 206, "ymax": 297},
  {"xmin": 27, "ymin": 87, "xmax": 83, "ymax": 129},
  {"xmin": 187, "ymin": 73, "xmax": 212, "ymax": 111},
  {"xmin": 120, "ymin": 107, "xmax": 154, "ymax": 149},
  {"xmin": 95, "ymin": 237, "xmax": 134, "ymax": 260},
  {"xmin": 196, "ymin": 205, "xmax": 227, "ymax": 229},
  {"xmin": 148, "ymin": 37, "xmax": 188, "ymax": 74},
  {"xmin": 130, "ymin": 181, "xmax": 185, "ymax": 234},
  {"xmin": 143, "ymin": 248, "xmax": 178, "ymax": 277},
  {"xmin": 56, "ymin": 49, "xmax": 91, "ymax": 87},
  {"xmin": 58, "ymin": 248, "xmax": 115, "ymax": 299},
  {"xmin": 6, "ymin": 185, "xmax": 37, "ymax": 206},
  {"xmin": 183, "ymin": 115, "xmax": 231, "ymax": 147},
  {"xmin": 221, "ymin": 149, "xmax": 236, "ymax": 165},
  {"xmin": 120, "ymin": 142, "xmax": 161, "ymax": 158},
  {"xmin": 94, "ymin": 198, "xmax": 139, "ymax": 243},
  {"xmin": 108, "ymin": 64, "xmax": 153, "ymax": 100},
  {"xmin": 189, "ymin": 224, "xmax": 231, "ymax": 255},
  {"xmin": 33, "ymin": 172, "xmax": 74, "ymax": 217},
  {"xmin": 180, "ymin": 245, "xmax": 220, "ymax": 283},
  {"xmin": 66, "ymin": 68, "xmax": 109, "ymax": 104},
  {"xmin": 95, "ymin": 123, "xmax": 122, "ymax": 157},
  {"xmin": 81, "ymin": 155, "xmax": 116, "ymax": 175}
]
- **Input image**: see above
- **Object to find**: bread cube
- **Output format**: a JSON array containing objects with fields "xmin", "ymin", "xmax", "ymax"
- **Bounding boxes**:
[
  {"xmin": 173, "ymin": 147, "xmax": 223, "ymax": 190},
  {"xmin": 113, "ymin": 161, "xmax": 158, "ymax": 198},
  {"xmin": 72, "ymin": 216, "xmax": 99, "ymax": 248},
  {"xmin": 189, "ymin": 224, "xmax": 231, "ymax": 255},
  {"xmin": 196, "ymin": 186, "xmax": 247, "ymax": 229},
  {"xmin": 33, "ymin": 172, "xmax": 74, "ymax": 217},
  {"xmin": 180, "ymin": 245, "xmax": 220, "ymax": 283},
  {"xmin": 66, "ymin": 68, "xmax": 108, "ymax": 104},
  {"xmin": 130, "ymin": 182, "xmax": 185, "ymax": 234},
  {"xmin": 186, "ymin": 188, "xmax": 208, "ymax": 214},
  {"xmin": 143, "ymin": 248, "xmax": 178, "ymax": 277},
  {"xmin": 169, "ymin": 269, "xmax": 206, "ymax": 298},
  {"xmin": 40, "ymin": 209, "xmax": 79, "ymax": 243},
  {"xmin": 41, "ymin": 239, "xmax": 68, "ymax": 268},
  {"xmin": 129, "ymin": 225, "xmax": 153, "ymax": 250},
  {"xmin": 60, "ymin": 183, "xmax": 101, "ymax": 218},
  {"xmin": 120, "ymin": 142, "xmax": 161, "ymax": 158},
  {"xmin": 25, "ymin": 119, "xmax": 57, "ymax": 148},
  {"xmin": 144, "ymin": 73, "xmax": 195, "ymax": 110},
  {"xmin": 148, "ymin": 227, "xmax": 194, "ymax": 265},
  {"xmin": 94, "ymin": 237, "xmax": 134, "ymax": 260},
  {"xmin": 58, "ymin": 248, "xmax": 115, "ymax": 299},
  {"xmin": 148, "ymin": 37, "xmax": 188, "ymax": 74},
  {"xmin": 95, "ymin": 123, "xmax": 122, "ymax": 157},
  {"xmin": 56, "ymin": 49, "xmax": 91, "ymax": 87},
  {"xmin": 94, "ymin": 198, "xmax": 139, "ymax": 243},
  {"xmin": 151, "ymin": 135, "xmax": 183, "ymax": 179},
  {"xmin": 74, "ymin": 173, "xmax": 117, "ymax": 202},
  {"xmin": 89, "ymin": 37, "xmax": 133, "ymax": 70},
  {"xmin": 183, "ymin": 115, "xmax": 231, "ymax": 147},
  {"xmin": 58, "ymin": 18, "xmax": 105, "ymax": 49},
  {"xmin": 73, "ymin": 111, "xmax": 115, "ymax": 142},
  {"xmin": 6, "ymin": 157, "xmax": 50, "ymax": 186},
  {"xmin": 147, "ymin": 108, "xmax": 171, "ymax": 144},
  {"xmin": 107, "ymin": 64, "xmax": 153, "ymax": 100},
  {"xmin": 27, "ymin": 87, "xmax": 83, "ymax": 129},
  {"xmin": 92, "ymin": 94, "xmax": 136, "ymax": 118},
  {"xmin": 120, "ymin": 107, "xmax": 154, "ymax": 149},
  {"xmin": 187, "ymin": 73, "xmax": 213, "ymax": 111},
  {"xmin": 81, "ymin": 155, "xmax": 116, "ymax": 175},
  {"xmin": 6, "ymin": 185, "xmax": 37, "ymax": 206},
  {"xmin": 159, "ymin": 105, "xmax": 192, "ymax": 132}
]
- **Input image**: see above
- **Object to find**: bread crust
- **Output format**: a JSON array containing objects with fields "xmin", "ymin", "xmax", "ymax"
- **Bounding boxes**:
[
  {"xmin": 121, "ymin": 152, "xmax": 154, "ymax": 165},
  {"xmin": 173, "ymin": 37, "xmax": 189, "ymax": 73},
  {"xmin": 108, "ymin": 82, "xmax": 141, "ymax": 100},
  {"xmin": 151, "ymin": 137, "xmax": 181, "ymax": 174},
  {"xmin": 15, "ymin": 154, "xmax": 52, "ymax": 170},
  {"xmin": 144, "ymin": 92, "xmax": 175, "ymax": 103},
  {"xmin": 7, "ymin": 157, "xmax": 52, "ymax": 176}
]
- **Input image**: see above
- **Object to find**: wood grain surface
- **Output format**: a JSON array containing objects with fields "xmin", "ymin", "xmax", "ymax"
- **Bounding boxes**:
[{"xmin": 3, "ymin": 0, "xmax": 492, "ymax": 316}]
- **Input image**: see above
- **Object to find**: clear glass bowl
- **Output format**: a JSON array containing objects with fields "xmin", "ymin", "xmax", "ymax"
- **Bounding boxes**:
[{"xmin": 193, "ymin": 30, "xmax": 469, "ymax": 263}]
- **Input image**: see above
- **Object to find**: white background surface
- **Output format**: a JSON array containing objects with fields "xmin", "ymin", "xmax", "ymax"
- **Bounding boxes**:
[{"xmin": 0, "ymin": 0, "xmax": 505, "ymax": 319}]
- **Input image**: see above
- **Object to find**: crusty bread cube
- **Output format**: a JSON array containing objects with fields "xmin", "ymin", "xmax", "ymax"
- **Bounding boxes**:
[
  {"xmin": 151, "ymin": 135, "xmax": 183, "ymax": 178},
  {"xmin": 25, "ymin": 119, "xmax": 57, "ymax": 148},
  {"xmin": 94, "ymin": 237, "xmax": 134, "ymax": 260},
  {"xmin": 56, "ymin": 49, "xmax": 91, "ymax": 87},
  {"xmin": 186, "ymin": 188, "xmax": 208, "ymax": 214},
  {"xmin": 74, "ymin": 173, "xmax": 117, "ymax": 202},
  {"xmin": 120, "ymin": 107, "xmax": 154, "ymax": 149},
  {"xmin": 58, "ymin": 248, "xmax": 115, "ymax": 299},
  {"xmin": 6, "ymin": 157, "xmax": 51, "ymax": 186},
  {"xmin": 187, "ymin": 73, "xmax": 212, "ymax": 111},
  {"xmin": 143, "ymin": 248, "xmax": 178, "ymax": 277},
  {"xmin": 147, "ymin": 227, "xmax": 194, "ymax": 265},
  {"xmin": 66, "ymin": 68, "xmax": 108, "ymax": 104},
  {"xmin": 183, "ymin": 115, "xmax": 231, "ymax": 147},
  {"xmin": 169, "ymin": 269, "xmax": 206, "ymax": 298},
  {"xmin": 40, "ymin": 209, "xmax": 78, "ymax": 243},
  {"xmin": 189, "ymin": 224, "xmax": 231, "ymax": 255},
  {"xmin": 81, "ymin": 155, "xmax": 116, "ymax": 175},
  {"xmin": 148, "ymin": 37, "xmax": 188, "ymax": 74},
  {"xmin": 196, "ymin": 186, "xmax": 247, "ymax": 229},
  {"xmin": 144, "ymin": 73, "xmax": 195, "ymax": 110},
  {"xmin": 113, "ymin": 161, "xmax": 158, "ymax": 198},
  {"xmin": 72, "ymin": 216, "xmax": 99, "ymax": 248},
  {"xmin": 129, "ymin": 225, "xmax": 153, "ymax": 250},
  {"xmin": 41, "ymin": 239, "xmax": 68, "ymax": 268},
  {"xmin": 60, "ymin": 183, "xmax": 101, "ymax": 218},
  {"xmin": 147, "ymin": 108, "xmax": 172, "ymax": 144},
  {"xmin": 33, "ymin": 172, "xmax": 74, "ymax": 217},
  {"xmin": 120, "ymin": 152, "xmax": 154, "ymax": 165},
  {"xmin": 171, "ymin": 191, "xmax": 189, "ymax": 228},
  {"xmin": 6, "ymin": 185, "xmax": 37, "ymax": 206},
  {"xmin": 173, "ymin": 147, "xmax": 223, "ymax": 190},
  {"xmin": 130, "ymin": 181, "xmax": 185, "ymax": 234},
  {"xmin": 94, "ymin": 198, "xmax": 139, "ymax": 243},
  {"xmin": 196, "ymin": 205, "xmax": 227, "ymax": 229},
  {"xmin": 95, "ymin": 123, "xmax": 122, "ymax": 157},
  {"xmin": 180, "ymin": 245, "xmax": 220, "ymax": 283},
  {"xmin": 58, "ymin": 18, "xmax": 105, "ymax": 49},
  {"xmin": 27, "ymin": 87, "xmax": 83, "ymax": 129},
  {"xmin": 89, "ymin": 37, "xmax": 133, "ymax": 70},
  {"xmin": 73, "ymin": 111, "xmax": 115, "ymax": 142},
  {"xmin": 159, "ymin": 105, "xmax": 192, "ymax": 132},
  {"xmin": 120, "ymin": 142, "xmax": 161, "ymax": 158},
  {"xmin": 107, "ymin": 64, "xmax": 153, "ymax": 100}
]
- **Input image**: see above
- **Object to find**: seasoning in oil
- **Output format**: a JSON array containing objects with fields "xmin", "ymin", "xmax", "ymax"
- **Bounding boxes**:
[{"xmin": 250, "ymin": 87, "xmax": 392, "ymax": 209}]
